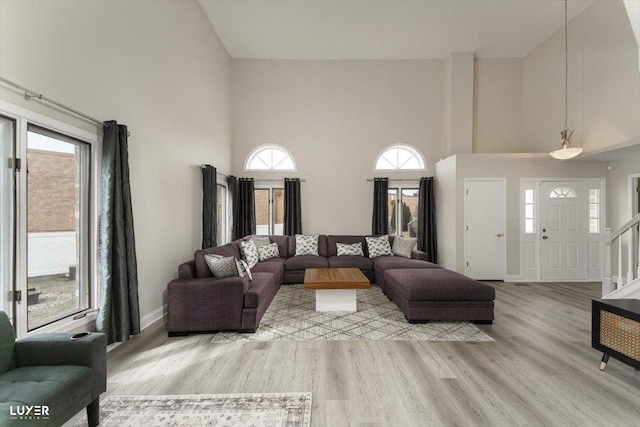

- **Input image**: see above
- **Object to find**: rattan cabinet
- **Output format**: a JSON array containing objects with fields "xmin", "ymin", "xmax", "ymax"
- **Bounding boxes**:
[{"xmin": 592, "ymin": 299, "xmax": 640, "ymax": 371}]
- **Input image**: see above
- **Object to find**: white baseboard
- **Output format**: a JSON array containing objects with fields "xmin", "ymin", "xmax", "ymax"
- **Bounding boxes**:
[
  {"xmin": 140, "ymin": 305, "xmax": 166, "ymax": 331},
  {"xmin": 504, "ymin": 275, "xmax": 524, "ymax": 282}
]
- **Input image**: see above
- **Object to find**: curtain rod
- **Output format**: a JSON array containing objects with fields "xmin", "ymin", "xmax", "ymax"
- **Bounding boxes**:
[
  {"xmin": 199, "ymin": 165, "xmax": 305, "ymax": 182},
  {"xmin": 0, "ymin": 76, "xmax": 130, "ymax": 137},
  {"xmin": 367, "ymin": 178, "xmax": 421, "ymax": 182}
]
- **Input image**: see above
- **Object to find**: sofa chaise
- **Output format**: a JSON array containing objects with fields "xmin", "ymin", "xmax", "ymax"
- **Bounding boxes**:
[{"xmin": 167, "ymin": 234, "xmax": 495, "ymax": 335}]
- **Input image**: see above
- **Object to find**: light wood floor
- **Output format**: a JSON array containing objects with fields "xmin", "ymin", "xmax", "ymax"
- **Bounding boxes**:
[{"xmin": 70, "ymin": 282, "xmax": 640, "ymax": 426}]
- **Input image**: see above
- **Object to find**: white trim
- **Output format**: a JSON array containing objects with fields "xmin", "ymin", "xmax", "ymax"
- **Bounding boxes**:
[
  {"xmin": 463, "ymin": 177, "xmax": 507, "ymax": 281},
  {"xmin": 244, "ymin": 143, "xmax": 297, "ymax": 172},
  {"xmin": 629, "ymin": 173, "xmax": 640, "ymax": 218},
  {"xmin": 504, "ymin": 274, "xmax": 524, "ymax": 282},
  {"xmin": 373, "ymin": 143, "xmax": 427, "ymax": 171},
  {"xmin": 140, "ymin": 305, "xmax": 167, "ymax": 331}
]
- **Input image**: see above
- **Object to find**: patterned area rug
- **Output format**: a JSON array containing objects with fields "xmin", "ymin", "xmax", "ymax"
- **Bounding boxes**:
[
  {"xmin": 211, "ymin": 285, "xmax": 493, "ymax": 343},
  {"xmin": 73, "ymin": 393, "xmax": 312, "ymax": 427}
]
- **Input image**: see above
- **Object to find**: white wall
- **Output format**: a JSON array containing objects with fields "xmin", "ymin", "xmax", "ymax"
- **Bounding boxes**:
[
  {"xmin": 434, "ymin": 156, "xmax": 457, "ymax": 270},
  {"xmin": 0, "ymin": 1, "xmax": 231, "ymax": 322},
  {"xmin": 438, "ymin": 154, "xmax": 608, "ymax": 276},
  {"xmin": 473, "ymin": 58, "xmax": 524, "ymax": 153},
  {"xmin": 523, "ymin": 0, "xmax": 640, "ymax": 154},
  {"xmin": 232, "ymin": 59, "xmax": 444, "ymax": 234}
]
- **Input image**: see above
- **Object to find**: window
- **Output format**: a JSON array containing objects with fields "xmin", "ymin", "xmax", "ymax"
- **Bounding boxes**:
[
  {"xmin": 26, "ymin": 126, "xmax": 91, "ymax": 331},
  {"xmin": 255, "ymin": 187, "xmax": 284, "ymax": 235},
  {"xmin": 216, "ymin": 184, "xmax": 227, "ymax": 244},
  {"xmin": 589, "ymin": 189, "xmax": 600, "ymax": 233},
  {"xmin": 0, "ymin": 106, "xmax": 97, "ymax": 337},
  {"xmin": 549, "ymin": 185, "xmax": 577, "ymax": 198},
  {"xmin": 524, "ymin": 188, "xmax": 535, "ymax": 234},
  {"xmin": 245, "ymin": 144, "xmax": 296, "ymax": 171},
  {"xmin": 375, "ymin": 144, "xmax": 425, "ymax": 170},
  {"xmin": 388, "ymin": 187, "xmax": 419, "ymax": 237}
]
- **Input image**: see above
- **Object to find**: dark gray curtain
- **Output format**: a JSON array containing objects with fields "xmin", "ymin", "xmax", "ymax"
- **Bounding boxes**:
[
  {"xmin": 97, "ymin": 120, "xmax": 140, "ymax": 345},
  {"xmin": 201, "ymin": 165, "xmax": 217, "ymax": 248},
  {"xmin": 418, "ymin": 177, "xmax": 437, "ymax": 263},
  {"xmin": 284, "ymin": 178, "xmax": 302, "ymax": 235},
  {"xmin": 372, "ymin": 177, "xmax": 389, "ymax": 235},
  {"xmin": 229, "ymin": 176, "xmax": 256, "ymax": 240}
]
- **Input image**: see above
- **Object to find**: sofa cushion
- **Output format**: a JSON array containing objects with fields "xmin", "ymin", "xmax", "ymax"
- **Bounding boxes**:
[
  {"xmin": 336, "ymin": 242, "xmax": 364, "ymax": 257},
  {"xmin": 366, "ymin": 235, "xmax": 394, "ymax": 258},
  {"xmin": 240, "ymin": 240, "xmax": 260, "ymax": 268},
  {"xmin": 194, "ymin": 243, "xmax": 241, "ymax": 278},
  {"xmin": 327, "ymin": 235, "xmax": 367, "ymax": 257},
  {"xmin": 244, "ymin": 272, "xmax": 279, "ymax": 308},
  {"xmin": 372, "ymin": 256, "xmax": 440, "ymax": 271},
  {"xmin": 288, "ymin": 235, "xmax": 328, "ymax": 257},
  {"xmin": 295, "ymin": 234, "xmax": 319, "ymax": 256},
  {"xmin": 252, "ymin": 258, "xmax": 285, "ymax": 280},
  {"xmin": 285, "ymin": 256, "xmax": 329, "ymax": 271},
  {"xmin": 385, "ymin": 269, "xmax": 496, "ymax": 301},
  {"xmin": 328, "ymin": 256, "xmax": 373, "ymax": 270},
  {"xmin": 0, "ymin": 365, "xmax": 94, "ymax": 421},
  {"xmin": 392, "ymin": 236, "xmax": 417, "ymax": 258},
  {"xmin": 258, "ymin": 242, "xmax": 280, "ymax": 261},
  {"xmin": 204, "ymin": 255, "xmax": 239, "ymax": 278}
]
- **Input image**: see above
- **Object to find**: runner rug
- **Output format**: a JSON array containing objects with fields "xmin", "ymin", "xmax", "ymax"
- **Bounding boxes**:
[
  {"xmin": 73, "ymin": 393, "xmax": 312, "ymax": 427},
  {"xmin": 211, "ymin": 285, "xmax": 493, "ymax": 343}
]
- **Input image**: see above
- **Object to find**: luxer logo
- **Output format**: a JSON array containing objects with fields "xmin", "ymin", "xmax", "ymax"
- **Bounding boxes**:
[{"xmin": 9, "ymin": 405, "xmax": 50, "ymax": 420}]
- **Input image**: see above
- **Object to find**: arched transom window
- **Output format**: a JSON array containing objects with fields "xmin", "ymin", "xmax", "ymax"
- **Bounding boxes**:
[
  {"xmin": 245, "ymin": 144, "xmax": 296, "ymax": 171},
  {"xmin": 549, "ymin": 185, "xmax": 577, "ymax": 199},
  {"xmin": 375, "ymin": 144, "xmax": 426, "ymax": 170}
]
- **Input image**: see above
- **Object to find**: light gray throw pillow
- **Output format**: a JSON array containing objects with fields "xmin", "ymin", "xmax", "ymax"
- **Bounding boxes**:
[
  {"xmin": 204, "ymin": 254, "xmax": 239, "ymax": 278},
  {"xmin": 392, "ymin": 236, "xmax": 417, "ymax": 259}
]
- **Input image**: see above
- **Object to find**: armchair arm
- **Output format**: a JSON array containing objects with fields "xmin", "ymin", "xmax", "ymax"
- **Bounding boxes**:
[
  {"xmin": 167, "ymin": 276, "xmax": 250, "ymax": 332},
  {"xmin": 15, "ymin": 332, "xmax": 107, "ymax": 396}
]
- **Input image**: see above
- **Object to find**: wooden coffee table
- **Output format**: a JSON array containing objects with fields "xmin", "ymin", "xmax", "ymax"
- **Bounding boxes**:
[{"xmin": 303, "ymin": 268, "xmax": 370, "ymax": 312}]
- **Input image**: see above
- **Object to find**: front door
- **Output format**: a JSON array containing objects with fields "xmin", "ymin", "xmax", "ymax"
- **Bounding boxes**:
[
  {"xmin": 465, "ymin": 179, "xmax": 505, "ymax": 280},
  {"xmin": 540, "ymin": 181, "xmax": 587, "ymax": 280}
]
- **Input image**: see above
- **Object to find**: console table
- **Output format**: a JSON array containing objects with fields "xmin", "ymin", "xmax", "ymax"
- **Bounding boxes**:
[{"xmin": 592, "ymin": 299, "xmax": 640, "ymax": 371}]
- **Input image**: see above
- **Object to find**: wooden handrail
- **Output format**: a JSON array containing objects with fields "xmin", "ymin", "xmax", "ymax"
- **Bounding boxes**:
[{"xmin": 609, "ymin": 212, "xmax": 640, "ymax": 242}]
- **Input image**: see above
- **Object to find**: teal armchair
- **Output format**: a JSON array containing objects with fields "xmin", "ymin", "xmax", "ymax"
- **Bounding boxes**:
[{"xmin": 0, "ymin": 311, "xmax": 106, "ymax": 426}]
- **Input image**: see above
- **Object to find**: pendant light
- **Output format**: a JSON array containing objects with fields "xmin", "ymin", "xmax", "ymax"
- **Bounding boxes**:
[{"xmin": 549, "ymin": 0, "xmax": 583, "ymax": 160}]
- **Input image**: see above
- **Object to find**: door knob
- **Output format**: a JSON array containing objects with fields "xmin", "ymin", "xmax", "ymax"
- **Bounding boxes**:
[
  {"xmin": 496, "ymin": 233, "xmax": 504, "ymax": 237},
  {"xmin": 542, "ymin": 235, "xmax": 548, "ymax": 240}
]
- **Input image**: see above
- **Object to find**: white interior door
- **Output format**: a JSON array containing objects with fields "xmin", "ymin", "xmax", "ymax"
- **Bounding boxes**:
[
  {"xmin": 465, "ymin": 179, "xmax": 505, "ymax": 280},
  {"xmin": 540, "ymin": 181, "xmax": 587, "ymax": 280}
]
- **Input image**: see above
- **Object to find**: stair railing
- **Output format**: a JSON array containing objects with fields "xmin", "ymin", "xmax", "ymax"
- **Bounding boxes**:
[{"xmin": 603, "ymin": 212, "xmax": 640, "ymax": 296}]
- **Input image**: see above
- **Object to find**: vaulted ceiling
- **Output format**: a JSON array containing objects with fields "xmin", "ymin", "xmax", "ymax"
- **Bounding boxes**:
[{"xmin": 199, "ymin": 0, "xmax": 596, "ymax": 60}]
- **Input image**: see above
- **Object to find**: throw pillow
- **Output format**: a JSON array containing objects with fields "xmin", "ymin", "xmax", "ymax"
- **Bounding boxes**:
[
  {"xmin": 336, "ymin": 242, "xmax": 364, "ymax": 257},
  {"xmin": 240, "ymin": 240, "xmax": 260, "ymax": 269},
  {"xmin": 251, "ymin": 236, "xmax": 271, "ymax": 248},
  {"xmin": 204, "ymin": 254, "xmax": 239, "ymax": 278},
  {"xmin": 295, "ymin": 234, "xmax": 319, "ymax": 256},
  {"xmin": 392, "ymin": 236, "xmax": 417, "ymax": 258},
  {"xmin": 235, "ymin": 258, "xmax": 253, "ymax": 281},
  {"xmin": 365, "ymin": 235, "xmax": 394, "ymax": 258},
  {"xmin": 258, "ymin": 242, "xmax": 280, "ymax": 261}
]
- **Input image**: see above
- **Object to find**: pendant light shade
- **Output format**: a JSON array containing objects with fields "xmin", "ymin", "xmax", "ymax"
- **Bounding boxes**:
[
  {"xmin": 550, "ymin": 0, "xmax": 582, "ymax": 160},
  {"xmin": 550, "ymin": 129, "xmax": 582, "ymax": 160}
]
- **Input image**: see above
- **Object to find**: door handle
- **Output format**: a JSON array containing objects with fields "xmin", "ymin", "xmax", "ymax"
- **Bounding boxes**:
[
  {"xmin": 495, "ymin": 233, "xmax": 504, "ymax": 237},
  {"xmin": 542, "ymin": 235, "xmax": 548, "ymax": 240}
]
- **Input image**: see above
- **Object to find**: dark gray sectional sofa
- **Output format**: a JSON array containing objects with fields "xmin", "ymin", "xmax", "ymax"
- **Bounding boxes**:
[{"xmin": 167, "ymin": 234, "xmax": 495, "ymax": 336}]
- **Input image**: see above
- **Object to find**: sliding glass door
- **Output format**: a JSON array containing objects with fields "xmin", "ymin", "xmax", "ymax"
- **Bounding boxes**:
[{"xmin": 255, "ymin": 187, "xmax": 284, "ymax": 235}]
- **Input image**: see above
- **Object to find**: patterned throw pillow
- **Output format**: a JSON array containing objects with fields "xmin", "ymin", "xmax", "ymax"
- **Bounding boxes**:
[
  {"xmin": 258, "ymin": 242, "xmax": 280, "ymax": 261},
  {"xmin": 251, "ymin": 236, "xmax": 271, "ymax": 248},
  {"xmin": 365, "ymin": 235, "xmax": 394, "ymax": 258},
  {"xmin": 235, "ymin": 258, "xmax": 253, "ymax": 281},
  {"xmin": 240, "ymin": 240, "xmax": 259, "ymax": 269},
  {"xmin": 295, "ymin": 234, "xmax": 319, "ymax": 256},
  {"xmin": 336, "ymin": 242, "xmax": 364, "ymax": 257},
  {"xmin": 204, "ymin": 254, "xmax": 239, "ymax": 278},
  {"xmin": 392, "ymin": 236, "xmax": 417, "ymax": 259}
]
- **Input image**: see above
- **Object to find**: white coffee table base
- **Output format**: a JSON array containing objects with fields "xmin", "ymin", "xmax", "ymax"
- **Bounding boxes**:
[{"xmin": 315, "ymin": 289, "xmax": 357, "ymax": 312}]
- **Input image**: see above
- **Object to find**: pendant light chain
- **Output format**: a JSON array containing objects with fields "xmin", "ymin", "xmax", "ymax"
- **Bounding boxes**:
[{"xmin": 564, "ymin": 0, "xmax": 568, "ymax": 131}]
